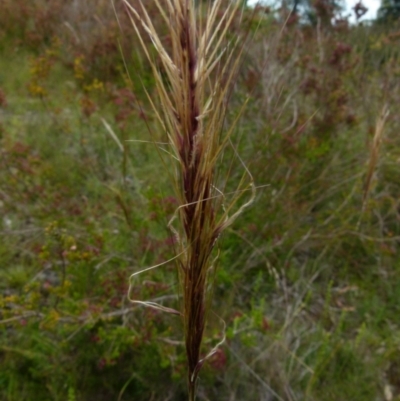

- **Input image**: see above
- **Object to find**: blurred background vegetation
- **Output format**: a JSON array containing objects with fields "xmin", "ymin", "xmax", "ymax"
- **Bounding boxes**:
[{"xmin": 1, "ymin": 0, "xmax": 400, "ymax": 400}]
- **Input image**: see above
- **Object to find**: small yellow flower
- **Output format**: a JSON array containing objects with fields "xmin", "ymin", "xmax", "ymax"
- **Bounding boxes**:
[
  {"xmin": 74, "ymin": 56, "xmax": 85, "ymax": 80},
  {"xmin": 84, "ymin": 78, "xmax": 104, "ymax": 93}
]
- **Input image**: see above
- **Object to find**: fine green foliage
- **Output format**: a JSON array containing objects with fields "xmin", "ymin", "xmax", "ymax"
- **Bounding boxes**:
[{"xmin": 1, "ymin": 1, "xmax": 400, "ymax": 400}]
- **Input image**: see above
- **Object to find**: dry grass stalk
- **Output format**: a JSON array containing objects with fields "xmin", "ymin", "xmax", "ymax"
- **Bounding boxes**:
[
  {"xmin": 123, "ymin": 0, "xmax": 254, "ymax": 399},
  {"xmin": 362, "ymin": 104, "xmax": 389, "ymax": 207}
]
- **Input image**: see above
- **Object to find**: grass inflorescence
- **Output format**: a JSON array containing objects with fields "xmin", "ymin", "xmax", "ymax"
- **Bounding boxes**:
[{"xmin": 123, "ymin": 0, "xmax": 254, "ymax": 398}]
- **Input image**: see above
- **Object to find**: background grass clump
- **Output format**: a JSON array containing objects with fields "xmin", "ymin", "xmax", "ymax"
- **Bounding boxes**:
[{"xmin": 1, "ymin": 0, "xmax": 400, "ymax": 400}]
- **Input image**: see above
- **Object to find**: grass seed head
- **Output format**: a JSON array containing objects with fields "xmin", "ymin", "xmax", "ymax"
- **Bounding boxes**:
[{"xmin": 123, "ymin": 0, "xmax": 254, "ymax": 398}]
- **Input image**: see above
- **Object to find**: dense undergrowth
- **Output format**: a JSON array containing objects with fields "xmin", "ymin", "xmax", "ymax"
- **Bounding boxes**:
[{"xmin": 1, "ymin": 0, "xmax": 400, "ymax": 400}]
